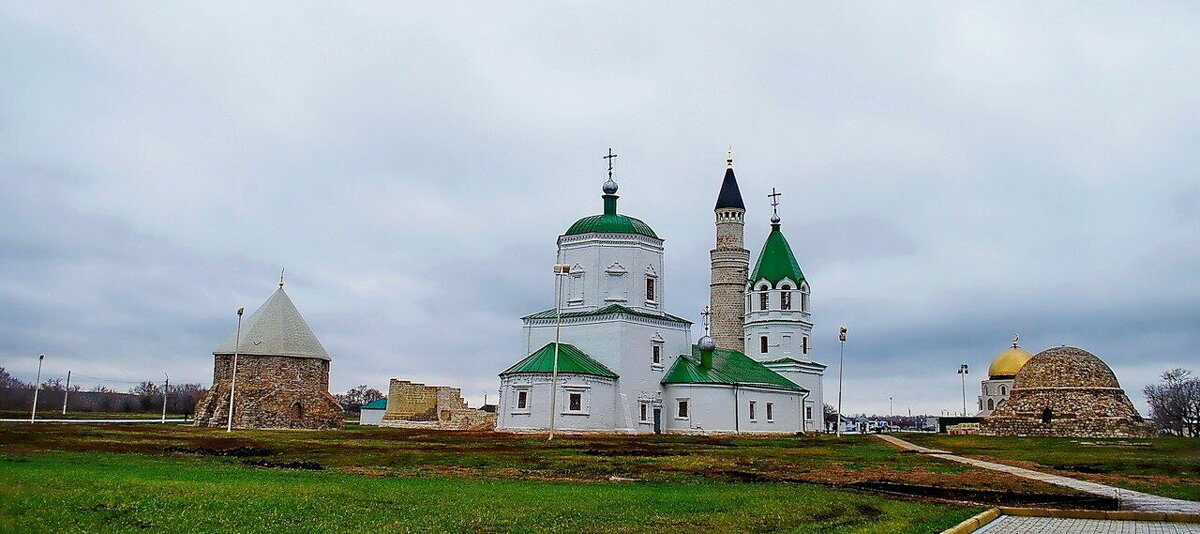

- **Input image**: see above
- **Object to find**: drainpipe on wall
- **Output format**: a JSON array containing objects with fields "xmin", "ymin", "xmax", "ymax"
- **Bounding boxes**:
[{"xmin": 733, "ymin": 384, "xmax": 740, "ymax": 434}]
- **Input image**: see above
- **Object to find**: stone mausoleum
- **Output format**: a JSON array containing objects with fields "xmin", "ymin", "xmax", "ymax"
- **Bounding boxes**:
[
  {"xmin": 980, "ymin": 346, "xmax": 1154, "ymax": 438},
  {"xmin": 194, "ymin": 283, "xmax": 344, "ymax": 430}
]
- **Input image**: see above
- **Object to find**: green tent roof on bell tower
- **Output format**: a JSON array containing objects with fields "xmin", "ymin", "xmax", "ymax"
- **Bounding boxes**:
[{"xmin": 749, "ymin": 220, "xmax": 805, "ymax": 285}]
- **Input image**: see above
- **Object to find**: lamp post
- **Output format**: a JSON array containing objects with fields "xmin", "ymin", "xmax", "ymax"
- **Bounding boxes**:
[
  {"xmin": 957, "ymin": 363, "xmax": 969, "ymax": 416},
  {"xmin": 548, "ymin": 263, "xmax": 571, "ymax": 440},
  {"xmin": 836, "ymin": 326, "xmax": 847, "ymax": 437},
  {"xmin": 889, "ymin": 396, "xmax": 893, "ymax": 418},
  {"xmin": 62, "ymin": 370, "xmax": 71, "ymax": 415},
  {"xmin": 226, "ymin": 307, "xmax": 244, "ymax": 432},
  {"xmin": 161, "ymin": 373, "xmax": 169, "ymax": 424},
  {"xmin": 30, "ymin": 354, "xmax": 44, "ymax": 422}
]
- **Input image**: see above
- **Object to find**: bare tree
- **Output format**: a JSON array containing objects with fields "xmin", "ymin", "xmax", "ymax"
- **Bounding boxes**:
[
  {"xmin": 0, "ymin": 367, "xmax": 31, "ymax": 389},
  {"xmin": 1144, "ymin": 368, "xmax": 1200, "ymax": 437},
  {"xmin": 336, "ymin": 385, "xmax": 385, "ymax": 411}
]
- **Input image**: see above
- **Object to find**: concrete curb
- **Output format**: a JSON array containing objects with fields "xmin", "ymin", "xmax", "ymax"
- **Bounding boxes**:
[
  {"xmin": 998, "ymin": 506, "xmax": 1200, "ymax": 523},
  {"xmin": 941, "ymin": 508, "xmax": 1001, "ymax": 534}
]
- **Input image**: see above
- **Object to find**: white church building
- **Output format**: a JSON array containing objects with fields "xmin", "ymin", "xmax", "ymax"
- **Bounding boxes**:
[{"xmin": 496, "ymin": 153, "xmax": 824, "ymax": 434}]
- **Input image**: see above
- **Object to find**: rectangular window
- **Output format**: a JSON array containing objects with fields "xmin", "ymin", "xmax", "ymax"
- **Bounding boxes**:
[
  {"xmin": 749, "ymin": 401, "xmax": 757, "ymax": 421},
  {"xmin": 677, "ymin": 399, "xmax": 689, "ymax": 419},
  {"xmin": 517, "ymin": 390, "xmax": 528, "ymax": 410},
  {"xmin": 646, "ymin": 278, "xmax": 655, "ymax": 301},
  {"xmin": 767, "ymin": 403, "xmax": 774, "ymax": 422},
  {"xmin": 759, "ymin": 292, "xmax": 768, "ymax": 310},
  {"xmin": 640, "ymin": 402, "xmax": 648, "ymax": 422},
  {"xmin": 760, "ymin": 336, "xmax": 768, "ymax": 354},
  {"xmin": 781, "ymin": 292, "xmax": 791, "ymax": 310},
  {"xmin": 569, "ymin": 392, "xmax": 582, "ymax": 412},
  {"xmin": 802, "ymin": 336, "xmax": 809, "ymax": 354},
  {"xmin": 805, "ymin": 406, "xmax": 812, "ymax": 420},
  {"xmin": 652, "ymin": 345, "xmax": 662, "ymax": 364}
]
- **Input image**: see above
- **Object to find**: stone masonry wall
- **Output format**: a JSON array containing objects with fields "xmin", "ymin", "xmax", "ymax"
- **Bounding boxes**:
[
  {"xmin": 194, "ymin": 354, "xmax": 344, "ymax": 430},
  {"xmin": 711, "ymin": 209, "xmax": 748, "ymax": 351},
  {"xmin": 981, "ymin": 388, "xmax": 1155, "ymax": 438},
  {"xmin": 380, "ymin": 379, "xmax": 491, "ymax": 429}
]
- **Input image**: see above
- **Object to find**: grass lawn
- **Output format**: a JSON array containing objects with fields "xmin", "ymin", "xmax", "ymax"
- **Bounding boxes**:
[
  {"xmin": 0, "ymin": 452, "xmax": 981, "ymax": 533},
  {"xmin": 902, "ymin": 434, "xmax": 1200, "ymax": 501},
  {"xmin": 0, "ymin": 424, "xmax": 1071, "ymax": 495}
]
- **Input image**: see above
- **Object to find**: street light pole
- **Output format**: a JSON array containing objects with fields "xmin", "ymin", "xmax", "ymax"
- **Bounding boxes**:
[
  {"xmin": 548, "ymin": 263, "xmax": 570, "ymax": 440},
  {"xmin": 226, "ymin": 307, "xmax": 244, "ymax": 432},
  {"xmin": 957, "ymin": 363, "xmax": 969, "ymax": 416},
  {"xmin": 161, "ymin": 373, "xmax": 169, "ymax": 424},
  {"xmin": 31, "ymin": 354, "xmax": 44, "ymax": 422},
  {"xmin": 62, "ymin": 370, "xmax": 71, "ymax": 415},
  {"xmin": 836, "ymin": 326, "xmax": 847, "ymax": 437}
]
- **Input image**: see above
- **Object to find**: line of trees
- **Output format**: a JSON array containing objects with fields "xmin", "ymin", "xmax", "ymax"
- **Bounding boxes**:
[
  {"xmin": 1144, "ymin": 368, "xmax": 1199, "ymax": 437},
  {"xmin": 0, "ymin": 366, "xmax": 207, "ymax": 414},
  {"xmin": 335, "ymin": 384, "xmax": 384, "ymax": 413}
]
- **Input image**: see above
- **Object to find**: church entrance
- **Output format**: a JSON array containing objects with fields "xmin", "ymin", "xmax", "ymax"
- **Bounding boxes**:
[{"xmin": 653, "ymin": 408, "xmax": 662, "ymax": 434}]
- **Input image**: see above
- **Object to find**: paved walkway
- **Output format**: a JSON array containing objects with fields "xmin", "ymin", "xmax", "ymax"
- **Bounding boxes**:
[
  {"xmin": 875, "ymin": 434, "xmax": 1200, "ymax": 514},
  {"xmin": 978, "ymin": 515, "xmax": 1200, "ymax": 533}
]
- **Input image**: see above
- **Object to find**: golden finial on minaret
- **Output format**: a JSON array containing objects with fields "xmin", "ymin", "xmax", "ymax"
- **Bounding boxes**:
[
  {"xmin": 1012, "ymin": 333, "xmax": 1020, "ymax": 348},
  {"xmin": 727, "ymin": 145, "xmax": 733, "ymax": 168}
]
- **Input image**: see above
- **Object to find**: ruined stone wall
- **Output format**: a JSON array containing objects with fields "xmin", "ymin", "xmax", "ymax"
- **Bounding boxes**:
[
  {"xmin": 194, "ymin": 354, "xmax": 344, "ymax": 430},
  {"xmin": 710, "ymin": 208, "xmax": 748, "ymax": 351},
  {"xmin": 380, "ymin": 379, "xmax": 494, "ymax": 430}
]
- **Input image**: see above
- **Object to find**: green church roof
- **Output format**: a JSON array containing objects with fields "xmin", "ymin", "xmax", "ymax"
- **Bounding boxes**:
[
  {"xmin": 523, "ymin": 304, "xmax": 691, "ymax": 324},
  {"xmin": 750, "ymin": 223, "xmax": 805, "ymax": 285},
  {"xmin": 565, "ymin": 213, "xmax": 659, "ymax": 239},
  {"xmin": 500, "ymin": 343, "xmax": 619, "ymax": 379},
  {"xmin": 564, "ymin": 186, "xmax": 660, "ymax": 239},
  {"xmin": 661, "ymin": 345, "xmax": 807, "ymax": 392}
]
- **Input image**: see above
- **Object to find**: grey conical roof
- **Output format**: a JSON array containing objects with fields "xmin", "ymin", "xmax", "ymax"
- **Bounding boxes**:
[{"xmin": 213, "ymin": 287, "xmax": 330, "ymax": 361}]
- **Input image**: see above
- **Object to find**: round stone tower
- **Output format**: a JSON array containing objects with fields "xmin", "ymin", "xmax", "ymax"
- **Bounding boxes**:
[{"xmin": 710, "ymin": 152, "xmax": 749, "ymax": 351}]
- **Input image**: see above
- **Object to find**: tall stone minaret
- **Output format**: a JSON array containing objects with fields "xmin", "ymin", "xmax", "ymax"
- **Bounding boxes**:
[{"xmin": 709, "ymin": 151, "xmax": 749, "ymax": 351}]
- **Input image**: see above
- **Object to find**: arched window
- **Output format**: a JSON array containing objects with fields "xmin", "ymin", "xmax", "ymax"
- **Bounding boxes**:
[
  {"xmin": 987, "ymin": 398, "xmax": 994, "ymax": 410},
  {"xmin": 1041, "ymin": 408, "xmax": 1053, "ymax": 424},
  {"xmin": 293, "ymin": 401, "xmax": 304, "ymax": 420},
  {"xmin": 780, "ymin": 284, "xmax": 792, "ymax": 310},
  {"xmin": 1000, "ymin": 385, "xmax": 1007, "ymax": 396},
  {"xmin": 800, "ymin": 282, "xmax": 810, "ymax": 312}
]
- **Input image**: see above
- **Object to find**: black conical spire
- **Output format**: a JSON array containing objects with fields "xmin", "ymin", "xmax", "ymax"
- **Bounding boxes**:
[{"xmin": 714, "ymin": 151, "xmax": 745, "ymax": 210}]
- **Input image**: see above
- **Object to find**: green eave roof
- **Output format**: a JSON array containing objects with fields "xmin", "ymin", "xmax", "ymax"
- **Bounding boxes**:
[
  {"xmin": 750, "ymin": 225, "xmax": 805, "ymax": 285},
  {"xmin": 500, "ymin": 343, "xmax": 618, "ymax": 378},
  {"xmin": 565, "ymin": 214, "xmax": 659, "ymax": 239},
  {"xmin": 361, "ymin": 398, "xmax": 387, "ymax": 410},
  {"xmin": 661, "ymin": 345, "xmax": 807, "ymax": 392},
  {"xmin": 523, "ymin": 304, "xmax": 692, "ymax": 324}
]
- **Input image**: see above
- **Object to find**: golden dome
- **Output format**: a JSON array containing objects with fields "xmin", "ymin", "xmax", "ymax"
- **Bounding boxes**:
[{"xmin": 988, "ymin": 335, "xmax": 1033, "ymax": 379}]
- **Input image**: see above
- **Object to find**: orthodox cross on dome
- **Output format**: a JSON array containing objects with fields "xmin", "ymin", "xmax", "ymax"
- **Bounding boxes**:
[
  {"xmin": 603, "ymin": 148, "xmax": 618, "ymax": 181},
  {"xmin": 700, "ymin": 306, "xmax": 712, "ymax": 336},
  {"xmin": 768, "ymin": 187, "xmax": 782, "ymax": 221}
]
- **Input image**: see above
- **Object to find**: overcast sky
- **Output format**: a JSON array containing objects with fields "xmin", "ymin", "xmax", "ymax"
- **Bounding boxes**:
[{"xmin": 2, "ymin": 3, "xmax": 1197, "ymax": 416}]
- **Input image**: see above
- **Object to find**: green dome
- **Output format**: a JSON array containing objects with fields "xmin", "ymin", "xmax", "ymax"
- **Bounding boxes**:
[
  {"xmin": 565, "ymin": 213, "xmax": 659, "ymax": 238},
  {"xmin": 564, "ymin": 190, "xmax": 660, "ymax": 239}
]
